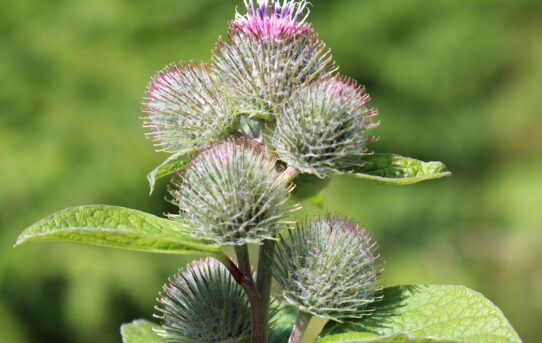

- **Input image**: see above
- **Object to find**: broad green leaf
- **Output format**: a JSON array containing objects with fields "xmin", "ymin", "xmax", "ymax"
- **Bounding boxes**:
[
  {"xmin": 147, "ymin": 150, "xmax": 194, "ymax": 195},
  {"xmin": 270, "ymin": 305, "xmax": 298, "ymax": 343},
  {"xmin": 15, "ymin": 205, "xmax": 223, "ymax": 256},
  {"xmin": 120, "ymin": 319, "xmax": 163, "ymax": 343},
  {"xmin": 342, "ymin": 154, "xmax": 451, "ymax": 185},
  {"xmin": 319, "ymin": 285, "xmax": 520, "ymax": 343},
  {"xmin": 317, "ymin": 332, "xmax": 454, "ymax": 342}
]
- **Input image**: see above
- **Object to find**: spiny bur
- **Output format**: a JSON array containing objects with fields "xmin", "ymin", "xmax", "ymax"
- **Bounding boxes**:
[
  {"xmin": 274, "ymin": 215, "xmax": 383, "ymax": 321},
  {"xmin": 169, "ymin": 138, "xmax": 297, "ymax": 245},
  {"xmin": 273, "ymin": 77, "xmax": 379, "ymax": 177},
  {"xmin": 155, "ymin": 258, "xmax": 252, "ymax": 343},
  {"xmin": 143, "ymin": 62, "xmax": 236, "ymax": 153},
  {"xmin": 212, "ymin": 0, "xmax": 336, "ymax": 118}
]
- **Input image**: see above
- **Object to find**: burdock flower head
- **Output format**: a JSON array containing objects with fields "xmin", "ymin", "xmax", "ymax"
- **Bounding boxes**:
[
  {"xmin": 142, "ymin": 62, "xmax": 236, "ymax": 153},
  {"xmin": 274, "ymin": 215, "xmax": 383, "ymax": 321},
  {"xmin": 272, "ymin": 76, "xmax": 379, "ymax": 177},
  {"xmin": 231, "ymin": 0, "xmax": 312, "ymax": 40},
  {"xmin": 213, "ymin": 0, "xmax": 337, "ymax": 118},
  {"xmin": 155, "ymin": 258, "xmax": 252, "ymax": 342},
  {"xmin": 169, "ymin": 138, "xmax": 296, "ymax": 245}
]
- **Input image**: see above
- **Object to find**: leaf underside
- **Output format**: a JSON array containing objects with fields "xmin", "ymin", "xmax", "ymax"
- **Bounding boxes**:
[
  {"xmin": 318, "ymin": 285, "xmax": 521, "ymax": 343},
  {"xmin": 15, "ymin": 205, "xmax": 222, "ymax": 256},
  {"xmin": 121, "ymin": 320, "xmax": 163, "ymax": 343},
  {"xmin": 343, "ymin": 154, "xmax": 451, "ymax": 185}
]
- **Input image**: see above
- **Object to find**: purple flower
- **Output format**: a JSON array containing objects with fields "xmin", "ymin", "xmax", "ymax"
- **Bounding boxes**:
[{"xmin": 231, "ymin": 0, "xmax": 312, "ymax": 40}]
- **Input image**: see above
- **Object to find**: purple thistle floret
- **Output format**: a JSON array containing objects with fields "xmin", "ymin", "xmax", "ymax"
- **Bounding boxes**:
[{"xmin": 231, "ymin": 0, "xmax": 312, "ymax": 40}]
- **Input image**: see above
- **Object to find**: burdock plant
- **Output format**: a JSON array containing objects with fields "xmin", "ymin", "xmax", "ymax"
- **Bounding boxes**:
[{"xmin": 16, "ymin": 1, "xmax": 521, "ymax": 342}]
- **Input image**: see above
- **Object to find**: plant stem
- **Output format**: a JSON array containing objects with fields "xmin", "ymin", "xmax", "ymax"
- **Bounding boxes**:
[
  {"xmin": 288, "ymin": 311, "xmax": 312, "ymax": 343},
  {"xmin": 234, "ymin": 245, "xmax": 253, "ymax": 282},
  {"xmin": 218, "ymin": 256, "xmax": 258, "ymax": 301},
  {"xmin": 223, "ymin": 242, "xmax": 276, "ymax": 343},
  {"xmin": 253, "ymin": 239, "xmax": 275, "ymax": 343}
]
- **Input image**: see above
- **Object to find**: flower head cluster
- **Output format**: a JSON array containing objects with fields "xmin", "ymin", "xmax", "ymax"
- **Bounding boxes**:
[
  {"xmin": 169, "ymin": 138, "xmax": 296, "ymax": 245},
  {"xmin": 273, "ymin": 77, "xmax": 379, "ymax": 177},
  {"xmin": 155, "ymin": 258, "xmax": 252, "ymax": 342},
  {"xmin": 213, "ymin": 0, "xmax": 336, "ymax": 118},
  {"xmin": 274, "ymin": 215, "xmax": 383, "ymax": 321}
]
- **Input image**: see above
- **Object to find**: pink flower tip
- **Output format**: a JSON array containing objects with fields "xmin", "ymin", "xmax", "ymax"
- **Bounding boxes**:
[{"xmin": 231, "ymin": 0, "xmax": 313, "ymax": 40}]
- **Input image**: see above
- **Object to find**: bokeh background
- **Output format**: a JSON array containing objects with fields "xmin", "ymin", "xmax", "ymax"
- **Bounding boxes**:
[{"xmin": 1, "ymin": 0, "xmax": 541, "ymax": 342}]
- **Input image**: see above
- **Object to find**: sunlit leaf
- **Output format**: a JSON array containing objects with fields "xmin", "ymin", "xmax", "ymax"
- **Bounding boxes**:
[
  {"xmin": 120, "ymin": 319, "xmax": 163, "ymax": 343},
  {"xmin": 318, "ymin": 332, "xmax": 454, "ymax": 342},
  {"xmin": 319, "ymin": 285, "xmax": 520, "ymax": 343},
  {"xmin": 15, "ymin": 205, "xmax": 223, "ymax": 256},
  {"xmin": 342, "ymin": 154, "xmax": 451, "ymax": 185}
]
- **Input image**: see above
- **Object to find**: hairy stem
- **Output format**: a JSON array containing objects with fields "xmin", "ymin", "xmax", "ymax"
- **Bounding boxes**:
[
  {"xmin": 218, "ymin": 256, "xmax": 258, "ymax": 300},
  {"xmin": 253, "ymin": 239, "xmax": 275, "ymax": 343},
  {"xmin": 222, "ymin": 242, "xmax": 276, "ymax": 343},
  {"xmin": 235, "ymin": 245, "xmax": 253, "ymax": 282},
  {"xmin": 288, "ymin": 311, "xmax": 312, "ymax": 343}
]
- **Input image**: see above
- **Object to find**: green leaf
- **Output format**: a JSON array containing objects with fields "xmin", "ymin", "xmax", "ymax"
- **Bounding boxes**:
[
  {"xmin": 318, "ymin": 332, "xmax": 454, "ymax": 342},
  {"xmin": 270, "ymin": 305, "xmax": 298, "ymax": 343},
  {"xmin": 147, "ymin": 150, "xmax": 194, "ymax": 195},
  {"xmin": 319, "ymin": 285, "xmax": 520, "ymax": 343},
  {"xmin": 120, "ymin": 319, "xmax": 163, "ymax": 343},
  {"xmin": 343, "ymin": 154, "xmax": 451, "ymax": 185},
  {"xmin": 15, "ymin": 205, "xmax": 223, "ymax": 256}
]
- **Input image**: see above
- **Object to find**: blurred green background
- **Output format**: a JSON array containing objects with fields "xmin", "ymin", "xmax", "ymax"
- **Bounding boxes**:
[{"xmin": 1, "ymin": 0, "xmax": 541, "ymax": 342}]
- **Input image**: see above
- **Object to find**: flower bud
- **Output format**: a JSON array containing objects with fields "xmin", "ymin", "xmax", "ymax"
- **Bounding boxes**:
[
  {"xmin": 272, "ymin": 77, "xmax": 379, "ymax": 177},
  {"xmin": 155, "ymin": 258, "xmax": 251, "ymax": 342},
  {"xmin": 212, "ymin": 1, "xmax": 336, "ymax": 118},
  {"xmin": 231, "ymin": 0, "xmax": 312, "ymax": 40},
  {"xmin": 170, "ymin": 138, "xmax": 296, "ymax": 245},
  {"xmin": 274, "ymin": 215, "xmax": 382, "ymax": 321},
  {"xmin": 143, "ymin": 63, "xmax": 236, "ymax": 153}
]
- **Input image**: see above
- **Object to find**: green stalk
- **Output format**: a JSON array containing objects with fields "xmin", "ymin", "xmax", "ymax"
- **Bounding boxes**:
[
  {"xmin": 234, "ymin": 245, "xmax": 253, "ymax": 281},
  {"xmin": 253, "ymin": 239, "xmax": 275, "ymax": 343},
  {"xmin": 288, "ymin": 311, "xmax": 312, "ymax": 343}
]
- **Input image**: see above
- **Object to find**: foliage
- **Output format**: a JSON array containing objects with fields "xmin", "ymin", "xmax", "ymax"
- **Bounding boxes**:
[
  {"xmin": 319, "ymin": 285, "xmax": 520, "ymax": 342},
  {"xmin": 2, "ymin": 0, "xmax": 540, "ymax": 342}
]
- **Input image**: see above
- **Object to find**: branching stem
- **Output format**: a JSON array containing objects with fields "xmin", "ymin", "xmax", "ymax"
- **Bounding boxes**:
[
  {"xmin": 253, "ymin": 239, "xmax": 275, "ymax": 343},
  {"xmin": 226, "ymin": 242, "xmax": 275, "ymax": 343}
]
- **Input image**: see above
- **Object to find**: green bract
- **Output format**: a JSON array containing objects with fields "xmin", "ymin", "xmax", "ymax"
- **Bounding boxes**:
[
  {"xmin": 169, "ymin": 138, "xmax": 297, "ymax": 245},
  {"xmin": 274, "ymin": 216, "xmax": 382, "ymax": 321},
  {"xmin": 155, "ymin": 258, "xmax": 252, "ymax": 343}
]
